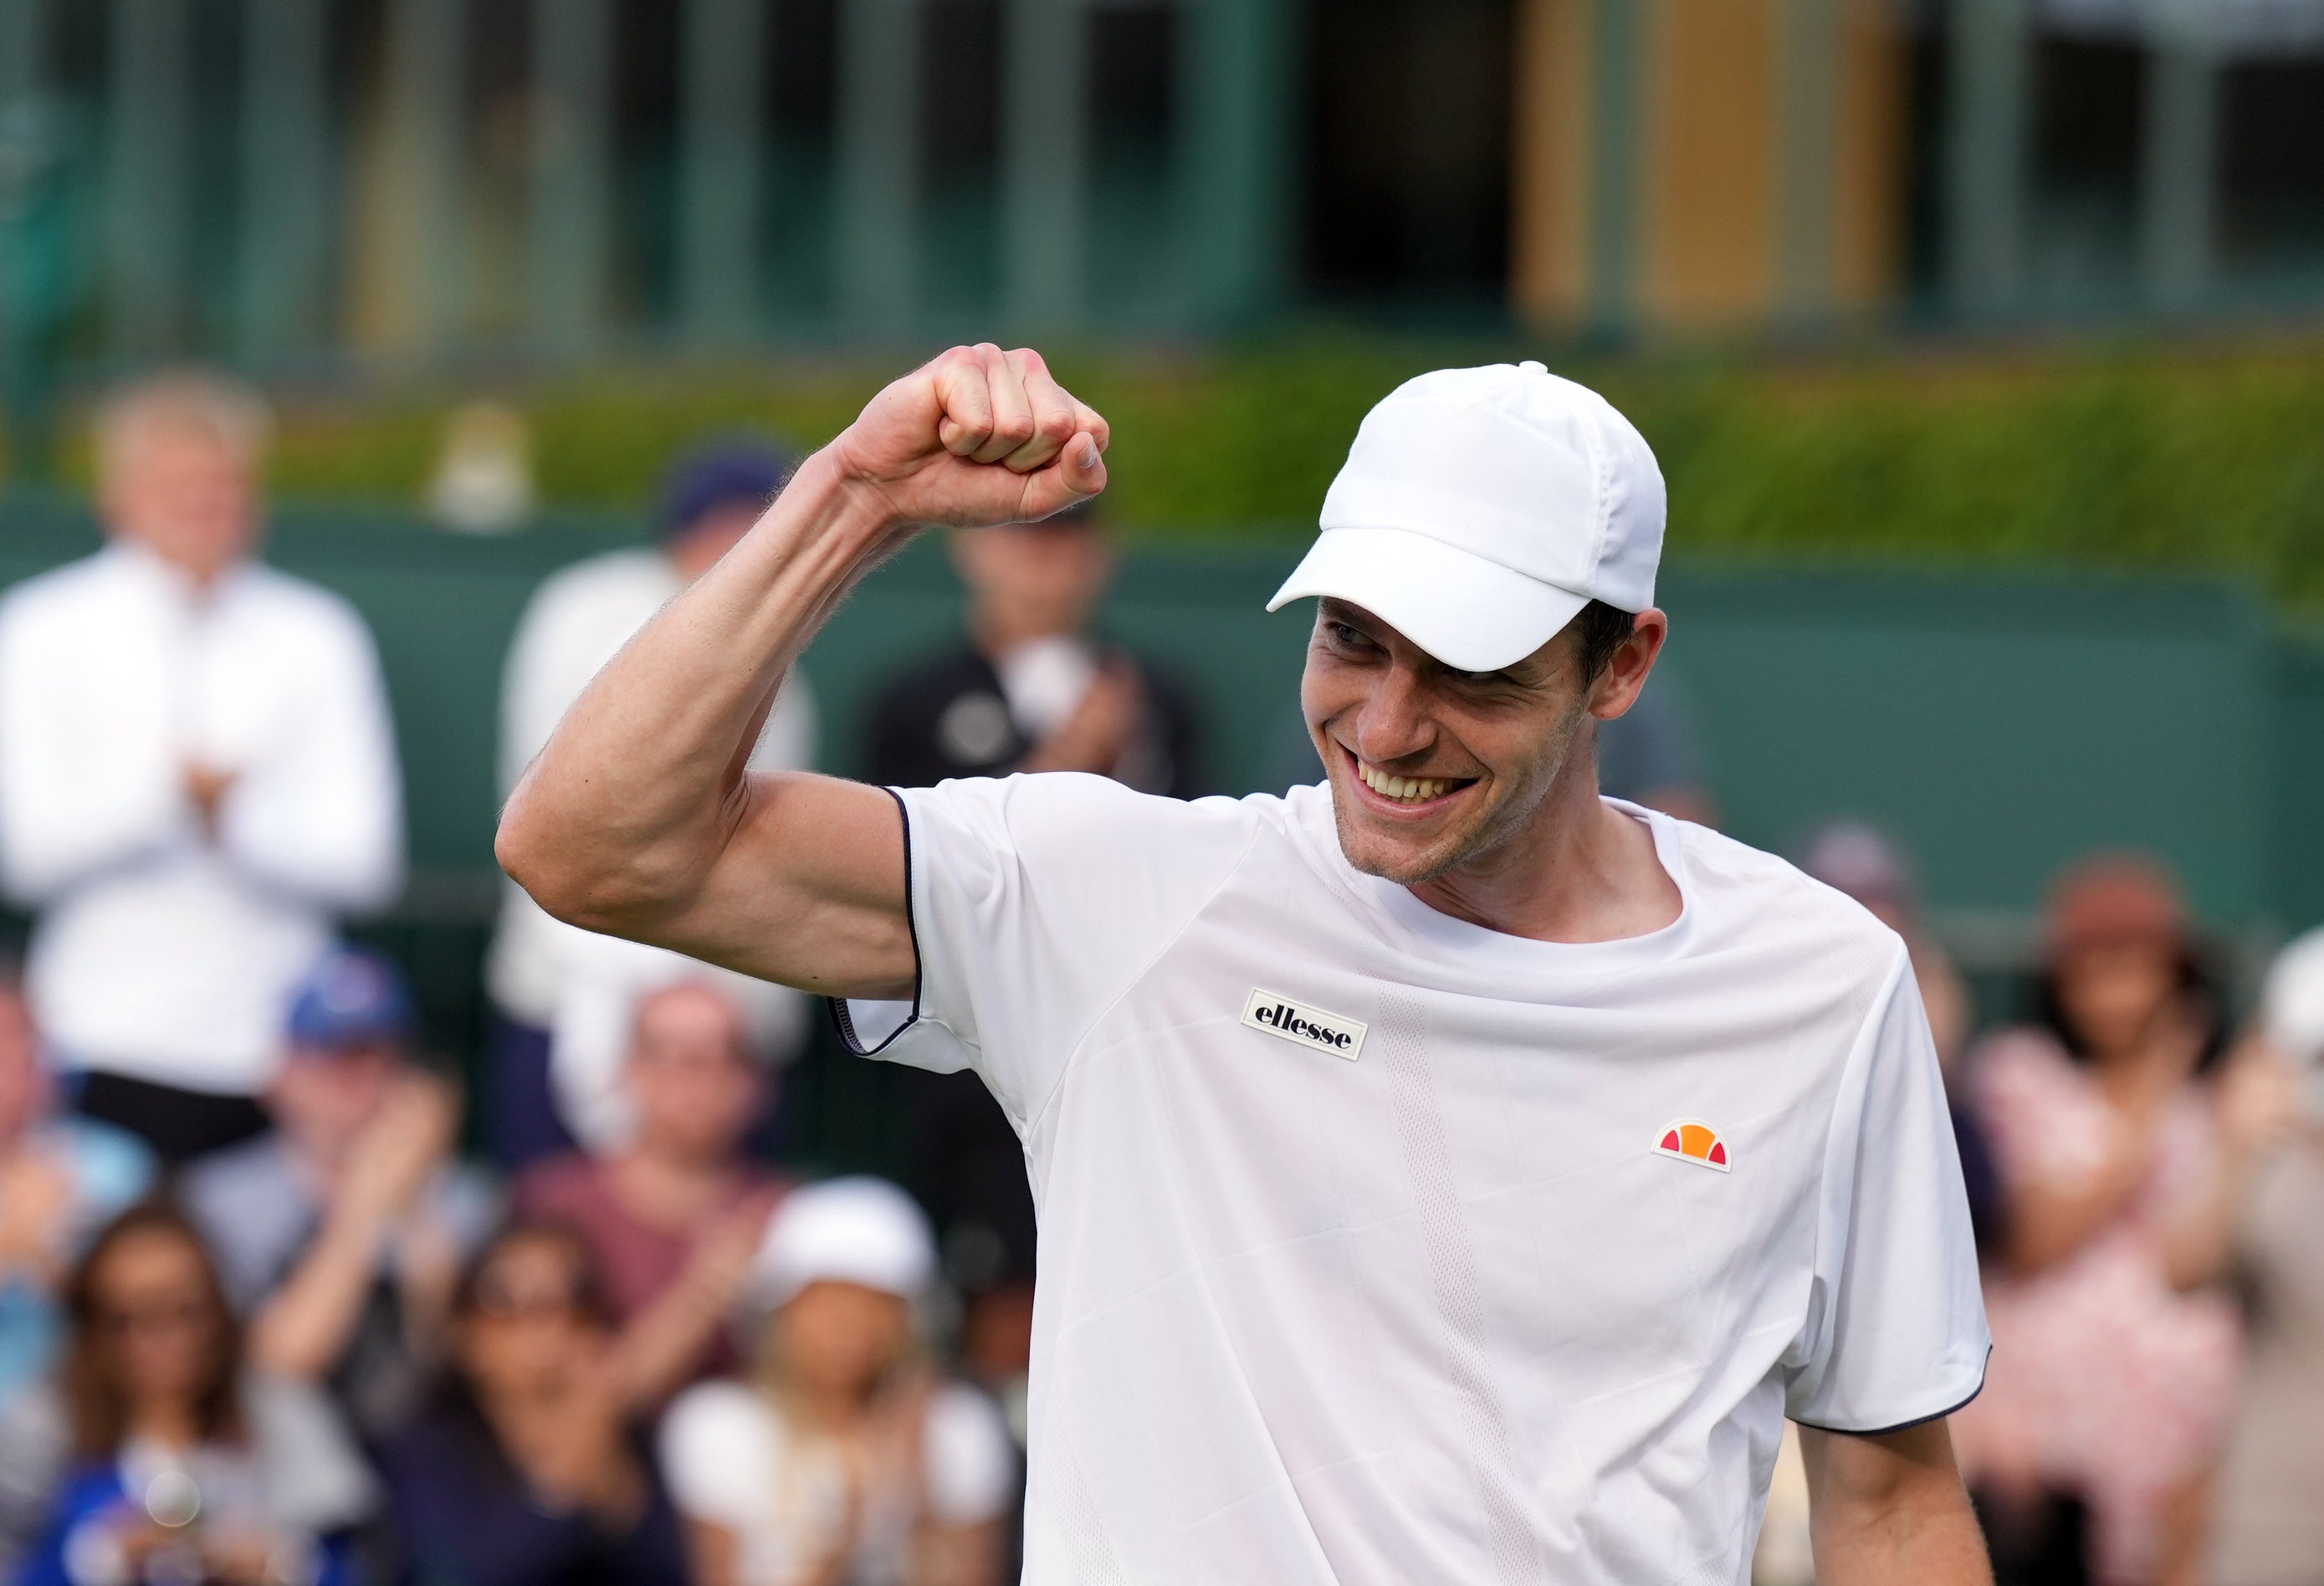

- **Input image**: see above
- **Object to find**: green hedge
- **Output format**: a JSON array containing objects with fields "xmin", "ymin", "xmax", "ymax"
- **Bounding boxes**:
[{"xmin": 78, "ymin": 334, "xmax": 2324, "ymax": 604}]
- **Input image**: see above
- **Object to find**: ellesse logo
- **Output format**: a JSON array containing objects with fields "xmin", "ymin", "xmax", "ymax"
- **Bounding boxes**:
[{"xmin": 1241, "ymin": 989, "xmax": 1367, "ymax": 1062}]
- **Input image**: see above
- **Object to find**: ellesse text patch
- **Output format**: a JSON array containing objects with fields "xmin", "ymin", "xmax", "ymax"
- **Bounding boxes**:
[{"xmin": 1241, "ymin": 989, "xmax": 1367, "ymax": 1062}]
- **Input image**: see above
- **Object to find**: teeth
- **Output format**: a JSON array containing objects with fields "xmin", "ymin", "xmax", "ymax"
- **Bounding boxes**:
[{"xmin": 1356, "ymin": 761, "xmax": 1454, "ymax": 802}]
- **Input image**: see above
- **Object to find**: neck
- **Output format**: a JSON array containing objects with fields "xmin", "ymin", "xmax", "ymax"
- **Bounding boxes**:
[
  {"xmin": 970, "ymin": 604, "xmax": 1077, "ymax": 661},
  {"xmin": 1405, "ymin": 742, "xmax": 1682, "ymax": 944},
  {"xmin": 779, "ymin": 1376, "xmax": 878, "ymax": 1436},
  {"xmin": 127, "ymin": 1399, "xmax": 206, "ymax": 1451},
  {"xmin": 120, "ymin": 538, "xmax": 228, "ymax": 591},
  {"xmin": 612, "ymin": 1140, "xmax": 729, "ymax": 1210}
]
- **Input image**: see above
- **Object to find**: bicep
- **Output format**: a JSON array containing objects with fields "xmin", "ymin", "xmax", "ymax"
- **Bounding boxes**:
[
  {"xmin": 1799, "ymin": 1420, "xmax": 1954, "ymax": 1508},
  {"xmin": 652, "ymin": 772, "xmax": 916, "ymax": 1001}
]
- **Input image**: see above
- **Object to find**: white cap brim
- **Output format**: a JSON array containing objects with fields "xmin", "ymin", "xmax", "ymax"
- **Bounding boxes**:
[{"xmin": 1264, "ymin": 525, "xmax": 1592, "ymax": 673}]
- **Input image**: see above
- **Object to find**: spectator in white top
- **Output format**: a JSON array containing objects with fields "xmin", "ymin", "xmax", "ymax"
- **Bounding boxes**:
[
  {"xmin": 0, "ymin": 371, "xmax": 403, "ymax": 1165},
  {"xmin": 485, "ymin": 441, "xmax": 814, "ymax": 1170},
  {"xmin": 660, "ymin": 1177, "xmax": 1017, "ymax": 1586}
]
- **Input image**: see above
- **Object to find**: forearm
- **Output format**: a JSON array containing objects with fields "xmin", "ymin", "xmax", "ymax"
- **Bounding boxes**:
[
  {"xmin": 248, "ymin": 1206, "xmax": 388, "ymax": 1379},
  {"xmin": 497, "ymin": 449, "xmax": 896, "ymax": 932},
  {"xmin": 1811, "ymin": 1491, "xmax": 1991, "ymax": 1586},
  {"xmin": 609, "ymin": 1278, "xmax": 728, "ymax": 1412}
]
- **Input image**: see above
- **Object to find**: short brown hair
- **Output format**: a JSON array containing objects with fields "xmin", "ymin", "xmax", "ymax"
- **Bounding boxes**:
[{"xmin": 1574, "ymin": 600, "xmax": 1636, "ymax": 683}]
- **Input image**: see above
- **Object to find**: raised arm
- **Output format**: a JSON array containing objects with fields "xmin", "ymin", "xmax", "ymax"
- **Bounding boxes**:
[{"xmin": 494, "ymin": 346, "xmax": 1108, "ymax": 1001}]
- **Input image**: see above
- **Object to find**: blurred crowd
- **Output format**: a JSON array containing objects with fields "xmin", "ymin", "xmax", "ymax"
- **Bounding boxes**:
[
  {"xmin": 1747, "ymin": 833, "xmax": 2324, "ymax": 1586},
  {"xmin": 0, "ymin": 366, "xmax": 2319, "ymax": 1586}
]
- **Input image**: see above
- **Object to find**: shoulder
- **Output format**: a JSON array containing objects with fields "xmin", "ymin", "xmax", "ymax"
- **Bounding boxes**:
[
  {"xmin": 660, "ymin": 1383, "xmax": 777, "ymax": 1513},
  {"xmin": 235, "ymin": 563, "xmax": 374, "ymax": 642},
  {"xmin": 872, "ymin": 646, "xmax": 988, "ymax": 703},
  {"xmin": 925, "ymin": 1379, "xmax": 1013, "ymax": 1457},
  {"xmin": 181, "ymin": 1131, "xmax": 294, "ymax": 1201},
  {"xmin": 429, "ymin": 1163, "xmax": 504, "ymax": 1251},
  {"xmin": 663, "ymin": 1380, "xmax": 770, "ymax": 1449},
  {"xmin": 1665, "ymin": 813, "xmax": 1909, "ymax": 981},
  {"xmin": 908, "ymin": 771, "xmax": 1260, "ymax": 838},
  {"xmin": 179, "ymin": 1138, "xmax": 310, "ymax": 1292},
  {"xmin": 180, "ymin": 1133, "xmax": 299, "ymax": 1222},
  {"xmin": 0, "ymin": 1379, "xmax": 68, "ymax": 1472},
  {"xmin": 867, "ymin": 647, "xmax": 996, "ymax": 740},
  {"xmin": 511, "ymin": 1153, "xmax": 604, "ymax": 1215},
  {"xmin": 920, "ymin": 1382, "xmax": 1018, "ymax": 1520},
  {"xmin": 0, "ymin": 552, "xmax": 117, "ymax": 634},
  {"xmin": 48, "ymin": 1118, "xmax": 154, "ymax": 1205},
  {"xmin": 1968, "ymin": 1026, "xmax": 2080, "ymax": 1108}
]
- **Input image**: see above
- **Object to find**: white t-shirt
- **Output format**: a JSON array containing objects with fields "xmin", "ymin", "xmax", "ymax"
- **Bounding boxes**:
[
  {"xmin": 659, "ymin": 1379, "xmax": 1017, "ymax": 1586},
  {"xmin": 837, "ymin": 776, "xmax": 1989, "ymax": 1586}
]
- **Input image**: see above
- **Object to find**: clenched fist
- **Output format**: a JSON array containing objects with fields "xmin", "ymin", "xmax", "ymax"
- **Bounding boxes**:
[{"xmin": 830, "ymin": 343, "xmax": 1109, "ymax": 531}]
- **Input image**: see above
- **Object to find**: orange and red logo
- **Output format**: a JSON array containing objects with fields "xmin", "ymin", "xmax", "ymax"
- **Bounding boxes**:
[{"xmin": 1655, "ymin": 1118, "xmax": 1730, "ymax": 1172}]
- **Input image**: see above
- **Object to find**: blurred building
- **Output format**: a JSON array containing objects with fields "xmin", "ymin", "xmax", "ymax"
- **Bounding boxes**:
[{"xmin": 3, "ymin": 0, "xmax": 2322, "ymax": 389}]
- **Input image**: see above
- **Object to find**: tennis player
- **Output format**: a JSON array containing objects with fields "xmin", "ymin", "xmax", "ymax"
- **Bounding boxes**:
[{"xmin": 499, "ymin": 345, "xmax": 1992, "ymax": 1583}]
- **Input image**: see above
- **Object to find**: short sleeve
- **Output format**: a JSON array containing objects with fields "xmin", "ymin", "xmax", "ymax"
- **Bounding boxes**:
[
  {"xmin": 659, "ymin": 1384, "xmax": 775, "ymax": 1527},
  {"xmin": 1784, "ymin": 953, "xmax": 1991, "ymax": 1434},
  {"xmin": 833, "ymin": 775, "xmax": 1257, "ymax": 1128},
  {"xmin": 922, "ymin": 1384, "xmax": 1019, "ymax": 1525}
]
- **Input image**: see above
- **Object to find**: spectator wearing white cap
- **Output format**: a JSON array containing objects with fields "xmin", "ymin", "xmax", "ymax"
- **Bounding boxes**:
[
  {"xmin": 503, "ymin": 348, "xmax": 1991, "ymax": 1581},
  {"xmin": 0, "ymin": 371, "xmax": 404, "ymax": 1164},
  {"xmin": 658, "ymin": 1177, "xmax": 1016, "ymax": 1586}
]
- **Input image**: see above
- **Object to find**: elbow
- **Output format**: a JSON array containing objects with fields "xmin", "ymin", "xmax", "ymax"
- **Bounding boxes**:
[
  {"xmin": 494, "ymin": 789, "xmax": 669, "ymax": 937},
  {"xmin": 494, "ymin": 794, "xmax": 584, "ymax": 923}
]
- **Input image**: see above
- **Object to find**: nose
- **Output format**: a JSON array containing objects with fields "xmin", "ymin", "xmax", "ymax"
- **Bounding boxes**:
[{"xmin": 1350, "ymin": 660, "xmax": 1436, "ymax": 766}]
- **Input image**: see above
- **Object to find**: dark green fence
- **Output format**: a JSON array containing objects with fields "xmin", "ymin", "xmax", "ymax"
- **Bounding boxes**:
[{"xmin": 4, "ymin": 496, "xmax": 2317, "ymax": 1168}]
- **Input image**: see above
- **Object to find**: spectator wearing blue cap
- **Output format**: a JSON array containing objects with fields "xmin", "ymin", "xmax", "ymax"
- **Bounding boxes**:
[
  {"xmin": 181, "ymin": 947, "xmax": 497, "ymax": 1445},
  {"xmin": 486, "ymin": 441, "xmax": 816, "ymax": 1172}
]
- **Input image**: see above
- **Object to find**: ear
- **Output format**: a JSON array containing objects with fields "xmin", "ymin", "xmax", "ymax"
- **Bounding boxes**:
[{"xmin": 1588, "ymin": 608, "xmax": 1669, "ymax": 722}]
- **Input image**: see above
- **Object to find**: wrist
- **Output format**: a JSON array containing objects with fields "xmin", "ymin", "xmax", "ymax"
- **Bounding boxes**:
[{"xmin": 793, "ymin": 445, "xmax": 913, "ymax": 547}]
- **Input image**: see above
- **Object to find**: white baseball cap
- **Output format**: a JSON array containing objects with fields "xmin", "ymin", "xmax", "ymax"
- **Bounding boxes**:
[
  {"xmin": 1266, "ymin": 361, "xmax": 1665, "ymax": 673},
  {"xmin": 749, "ymin": 1176, "xmax": 936, "ymax": 1310},
  {"xmin": 2263, "ymin": 927, "xmax": 2324, "ymax": 1064}
]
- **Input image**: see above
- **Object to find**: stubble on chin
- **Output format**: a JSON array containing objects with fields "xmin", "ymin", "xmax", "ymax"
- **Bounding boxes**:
[{"xmin": 1326, "ymin": 701, "xmax": 1591, "ymax": 889}]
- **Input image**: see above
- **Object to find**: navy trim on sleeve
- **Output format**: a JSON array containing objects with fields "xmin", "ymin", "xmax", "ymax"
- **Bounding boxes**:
[
  {"xmin": 1792, "ymin": 1345, "xmax": 1991, "ymax": 1440},
  {"xmin": 824, "ymin": 785, "xmax": 924, "ymax": 1058}
]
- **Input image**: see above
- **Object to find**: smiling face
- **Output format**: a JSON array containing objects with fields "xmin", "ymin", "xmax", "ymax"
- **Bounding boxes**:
[{"xmin": 1301, "ymin": 598, "xmax": 1664, "ymax": 888}]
